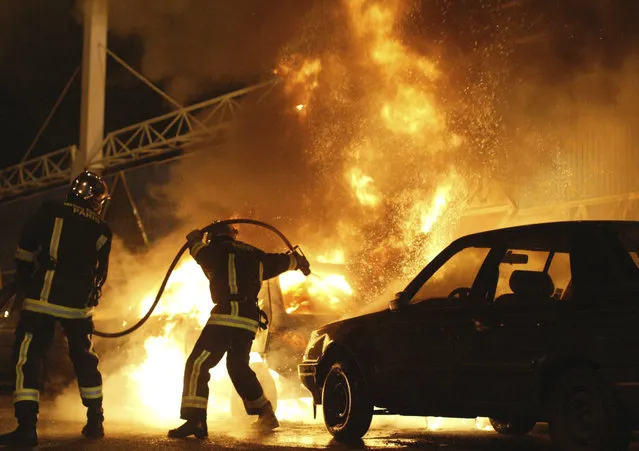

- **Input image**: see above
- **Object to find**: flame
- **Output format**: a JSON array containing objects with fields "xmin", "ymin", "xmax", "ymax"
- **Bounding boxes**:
[
  {"xmin": 317, "ymin": 249, "xmax": 345, "ymax": 264},
  {"xmin": 111, "ymin": 248, "xmax": 355, "ymax": 427},
  {"xmin": 279, "ymin": 250, "xmax": 353, "ymax": 314},
  {"xmin": 137, "ymin": 258, "xmax": 210, "ymax": 324},
  {"xmin": 273, "ymin": 0, "xmax": 469, "ymax": 284},
  {"xmin": 349, "ymin": 168, "xmax": 380, "ymax": 207},
  {"xmin": 381, "ymin": 86, "xmax": 443, "ymax": 136},
  {"xmin": 280, "ymin": 268, "xmax": 353, "ymax": 315},
  {"xmin": 119, "ymin": 257, "xmax": 329, "ymax": 426},
  {"xmin": 277, "ymin": 57, "xmax": 322, "ymax": 110},
  {"xmin": 421, "ymin": 184, "xmax": 452, "ymax": 234},
  {"xmin": 96, "ymin": 0, "xmax": 506, "ymax": 434}
]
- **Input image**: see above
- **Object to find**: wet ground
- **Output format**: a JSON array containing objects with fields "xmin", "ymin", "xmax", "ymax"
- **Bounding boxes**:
[{"xmin": 0, "ymin": 396, "xmax": 637, "ymax": 450}]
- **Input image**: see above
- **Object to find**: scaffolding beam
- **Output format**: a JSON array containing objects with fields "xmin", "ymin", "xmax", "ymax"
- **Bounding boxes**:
[
  {"xmin": 75, "ymin": 0, "xmax": 108, "ymax": 178},
  {"xmin": 0, "ymin": 80, "xmax": 277, "ymax": 202}
]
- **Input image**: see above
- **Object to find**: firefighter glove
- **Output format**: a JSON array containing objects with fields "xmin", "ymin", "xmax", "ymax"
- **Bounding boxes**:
[
  {"xmin": 294, "ymin": 251, "xmax": 311, "ymax": 276},
  {"xmin": 186, "ymin": 229, "xmax": 204, "ymax": 245}
]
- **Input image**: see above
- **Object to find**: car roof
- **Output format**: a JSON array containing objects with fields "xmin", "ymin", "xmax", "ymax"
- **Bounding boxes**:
[{"xmin": 453, "ymin": 220, "xmax": 639, "ymax": 252}]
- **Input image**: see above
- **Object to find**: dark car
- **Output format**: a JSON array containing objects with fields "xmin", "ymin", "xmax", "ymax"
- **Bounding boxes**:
[{"xmin": 299, "ymin": 221, "xmax": 639, "ymax": 450}]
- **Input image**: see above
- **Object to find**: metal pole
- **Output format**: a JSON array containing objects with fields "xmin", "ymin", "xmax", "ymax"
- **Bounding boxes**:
[
  {"xmin": 119, "ymin": 171, "xmax": 150, "ymax": 247},
  {"xmin": 75, "ymin": 0, "xmax": 107, "ymax": 178}
]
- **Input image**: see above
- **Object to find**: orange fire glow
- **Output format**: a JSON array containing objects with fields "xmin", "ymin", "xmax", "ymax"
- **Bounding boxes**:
[
  {"xmin": 276, "ymin": 0, "xmax": 471, "ymax": 282},
  {"xmin": 114, "ymin": 254, "xmax": 352, "ymax": 426},
  {"xmin": 279, "ymin": 266, "xmax": 353, "ymax": 314},
  {"xmin": 89, "ymin": 0, "xmax": 509, "ymax": 435}
]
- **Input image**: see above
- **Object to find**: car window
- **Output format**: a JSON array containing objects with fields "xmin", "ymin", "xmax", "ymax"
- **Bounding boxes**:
[
  {"xmin": 495, "ymin": 250, "xmax": 571, "ymax": 300},
  {"xmin": 410, "ymin": 247, "xmax": 490, "ymax": 304},
  {"xmin": 616, "ymin": 227, "xmax": 639, "ymax": 271},
  {"xmin": 548, "ymin": 252, "xmax": 572, "ymax": 299}
]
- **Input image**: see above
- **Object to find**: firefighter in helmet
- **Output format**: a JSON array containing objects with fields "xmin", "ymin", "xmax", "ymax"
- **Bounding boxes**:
[
  {"xmin": 168, "ymin": 221, "xmax": 310, "ymax": 438},
  {"xmin": 0, "ymin": 170, "xmax": 112, "ymax": 447}
]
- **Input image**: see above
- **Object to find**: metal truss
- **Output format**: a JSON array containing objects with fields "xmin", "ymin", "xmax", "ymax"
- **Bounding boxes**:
[
  {"xmin": 0, "ymin": 79, "xmax": 278, "ymax": 201},
  {"xmin": 0, "ymin": 145, "xmax": 77, "ymax": 198},
  {"xmin": 463, "ymin": 191, "xmax": 639, "ymax": 225}
]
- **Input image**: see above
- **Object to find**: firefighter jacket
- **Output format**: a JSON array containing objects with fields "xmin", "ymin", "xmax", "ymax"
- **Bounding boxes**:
[
  {"xmin": 190, "ymin": 235, "xmax": 299, "ymax": 336},
  {"xmin": 14, "ymin": 200, "xmax": 112, "ymax": 319}
]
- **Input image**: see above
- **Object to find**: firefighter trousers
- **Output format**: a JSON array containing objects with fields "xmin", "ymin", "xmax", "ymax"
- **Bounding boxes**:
[
  {"xmin": 12, "ymin": 310, "xmax": 103, "ymax": 421},
  {"xmin": 180, "ymin": 324, "xmax": 269, "ymax": 421}
]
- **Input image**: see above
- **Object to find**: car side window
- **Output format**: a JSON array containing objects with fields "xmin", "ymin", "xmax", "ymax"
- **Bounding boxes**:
[
  {"xmin": 495, "ymin": 250, "xmax": 571, "ymax": 301},
  {"xmin": 615, "ymin": 227, "xmax": 639, "ymax": 271},
  {"xmin": 410, "ymin": 247, "xmax": 490, "ymax": 304},
  {"xmin": 547, "ymin": 253, "xmax": 572, "ymax": 299}
]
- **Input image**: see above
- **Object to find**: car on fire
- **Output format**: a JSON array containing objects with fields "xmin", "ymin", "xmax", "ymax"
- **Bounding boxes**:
[{"xmin": 299, "ymin": 220, "xmax": 639, "ymax": 450}]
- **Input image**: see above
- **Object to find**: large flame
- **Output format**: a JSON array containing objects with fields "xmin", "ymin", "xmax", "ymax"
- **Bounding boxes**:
[
  {"xmin": 89, "ymin": 0, "xmax": 507, "ymax": 434},
  {"xmin": 275, "ymin": 0, "xmax": 470, "ymax": 291},
  {"xmin": 280, "ymin": 270, "xmax": 353, "ymax": 314},
  {"xmin": 118, "ymin": 254, "xmax": 351, "ymax": 426}
]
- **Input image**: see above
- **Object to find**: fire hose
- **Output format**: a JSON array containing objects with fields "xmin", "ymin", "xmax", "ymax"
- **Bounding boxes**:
[{"xmin": 93, "ymin": 219, "xmax": 308, "ymax": 338}]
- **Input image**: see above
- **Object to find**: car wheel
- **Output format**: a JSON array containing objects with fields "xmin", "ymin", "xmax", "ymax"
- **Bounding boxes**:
[
  {"xmin": 547, "ymin": 368, "xmax": 630, "ymax": 451},
  {"xmin": 322, "ymin": 360, "xmax": 373, "ymax": 440},
  {"xmin": 489, "ymin": 417, "xmax": 536, "ymax": 436},
  {"xmin": 229, "ymin": 363, "xmax": 278, "ymax": 420}
]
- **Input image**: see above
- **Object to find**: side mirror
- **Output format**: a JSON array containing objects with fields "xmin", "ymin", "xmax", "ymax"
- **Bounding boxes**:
[
  {"xmin": 389, "ymin": 291, "xmax": 408, "ymax": 312},
  {"xmin": 503, "ymin": 251, "xmax": 528, "ymax": 265}
]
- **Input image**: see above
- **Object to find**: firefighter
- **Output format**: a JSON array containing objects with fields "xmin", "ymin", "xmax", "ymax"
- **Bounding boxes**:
[
  {"xmin": 168, "ymin": 222, "xmax": 310, "ymax": 438},
  {"xmin": 0, "ymin": 170, "xmax": 112, "ymax": 447}
]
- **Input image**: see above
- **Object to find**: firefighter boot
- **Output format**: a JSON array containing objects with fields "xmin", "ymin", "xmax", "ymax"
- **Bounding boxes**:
[
  {"xmin": 253, "ymin": 401, "xmax": 279, "ymax": 431},
  {"xmin": 81, "ymin": 406, "xmax": 105, "ymax": 439},
  {"xmin": 0, "ymin": 408, "xmax": 38, "ymax": 447},
  {"xmin": 168, "ymin": 419, "xmax": 208, "ymax": 439}
]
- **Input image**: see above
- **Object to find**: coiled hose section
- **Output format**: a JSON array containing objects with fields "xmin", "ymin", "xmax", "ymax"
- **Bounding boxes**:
[{"xmin": 93, "ymin": 219, "xmax": 297, "ymax": 338}]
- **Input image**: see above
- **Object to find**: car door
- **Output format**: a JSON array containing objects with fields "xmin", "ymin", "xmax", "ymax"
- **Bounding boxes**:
[
  {"xmin": 371, "ymin": 245, "xmax": 491, "ymax": 413},
  {"xmin": 458, "ymin": 249, "xmax": 570, "ymax": 414}
]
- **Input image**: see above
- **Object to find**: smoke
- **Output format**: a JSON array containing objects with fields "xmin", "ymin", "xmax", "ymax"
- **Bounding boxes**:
[
  {"xmin": 47, "ymin": 1, "xmax": 639, "ymax": 428},
  {"xmin": 108, "ymin": 0, "xmax": 316, "ymax": 102},
  {"xmin": 105, "ymin": 0, "xmax": 634, "ymax": 302}
]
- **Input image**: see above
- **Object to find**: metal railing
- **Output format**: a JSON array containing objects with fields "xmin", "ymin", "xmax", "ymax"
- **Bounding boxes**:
[
  {"xmin": 0, "ymin": 79, "xmax": 278, "ymax": 201},
  {"xmin": 0, "ymin": 145, "xmax": 76, "ymax": 198}
]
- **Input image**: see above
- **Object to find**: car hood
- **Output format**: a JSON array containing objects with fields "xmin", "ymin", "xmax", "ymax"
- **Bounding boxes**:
[{"xmin": 313, "ymin": 307, "xmax": 388, "ymax": 335}]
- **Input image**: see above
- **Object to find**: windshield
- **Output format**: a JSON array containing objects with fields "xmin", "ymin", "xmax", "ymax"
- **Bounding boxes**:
[
  {"xmin": 616, "ymin": 226, "xmax": 639, "ymax": 271},
  {"xmin": 410, "ymin": 246, "xmax": 490, "ymax": 304}
]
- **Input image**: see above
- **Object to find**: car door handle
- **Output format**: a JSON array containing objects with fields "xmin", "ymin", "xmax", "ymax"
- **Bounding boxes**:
[{"xmin": 472, "ymin": 318, "xmax": 502, "ymax": 332}]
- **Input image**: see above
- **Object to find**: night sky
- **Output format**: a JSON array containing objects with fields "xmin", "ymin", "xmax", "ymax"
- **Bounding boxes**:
[{"xmin": 1, "ymin": 0, "xmax": 639, "ymax": 170}]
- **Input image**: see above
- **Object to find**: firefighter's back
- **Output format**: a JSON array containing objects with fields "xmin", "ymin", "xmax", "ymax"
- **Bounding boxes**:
[{"xmin": 25, "ymin": 200, "xmax": 110, "ymax": 311}]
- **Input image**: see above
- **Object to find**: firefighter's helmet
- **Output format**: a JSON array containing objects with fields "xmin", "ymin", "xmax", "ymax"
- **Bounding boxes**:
[
  {"xmin": 67, "ymin": 170, "xmax": 110, "ymax": 214},
  {"xmin": 207, "ymin": 221, "xmax": 239, "ymax": 240}
]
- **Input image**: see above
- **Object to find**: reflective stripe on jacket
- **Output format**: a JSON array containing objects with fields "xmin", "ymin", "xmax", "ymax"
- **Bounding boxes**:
[
  {"xmin": 191, "ymin": 236, "xmax": 298, "ymax": 335},
  {"xmin": 15, "ymin": 200, "xmax": 112, "ymax": 317}
]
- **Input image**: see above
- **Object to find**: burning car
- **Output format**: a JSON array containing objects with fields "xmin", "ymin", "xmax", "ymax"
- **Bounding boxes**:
[
  {"xmin": 299, "ymin": 220, "xmax": 639, "ymax": 450},
  {"xmin": 86, "ymin": 256, "xmax": 348, "ymax": 423}
]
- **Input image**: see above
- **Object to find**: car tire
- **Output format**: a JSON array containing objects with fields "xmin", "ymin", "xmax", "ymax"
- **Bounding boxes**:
[
  {"xmin": 322, "ymin": 360, "xmax": 373, "ymax": 441},
  {"xmin": 229, "ymin": 363, "xmax": 278, "ymax": 420},
  {"xmin": 547, "ymin": 368, "xmax": 630, "ymax": 451},
  {"xmin": 489, "ymin": 417, "xmax": 536, "ymax": 436}
]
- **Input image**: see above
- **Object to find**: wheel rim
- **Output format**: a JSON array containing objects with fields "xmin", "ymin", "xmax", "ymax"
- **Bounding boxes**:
[
  {"xmin": 324, "ymin": 369, "xmax": 351, "ymax": 430},
  {"xmin": 564, "ymin": 387, "xmax": 604, "ymax": 444}
]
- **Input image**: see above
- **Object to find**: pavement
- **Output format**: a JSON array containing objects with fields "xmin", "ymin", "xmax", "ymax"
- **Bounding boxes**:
[
  {"xmin": 0, "ymin": 395, "xmax": 637, "ymax": 450},
  {"xmin": 0, "ymin": 419, "xmax": 555, "ymax": 450}
]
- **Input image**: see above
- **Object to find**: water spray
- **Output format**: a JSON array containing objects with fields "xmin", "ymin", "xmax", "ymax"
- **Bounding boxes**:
[{"xmin": 93, "ymin": 219, "xmax": 308, "ymax": 338}]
